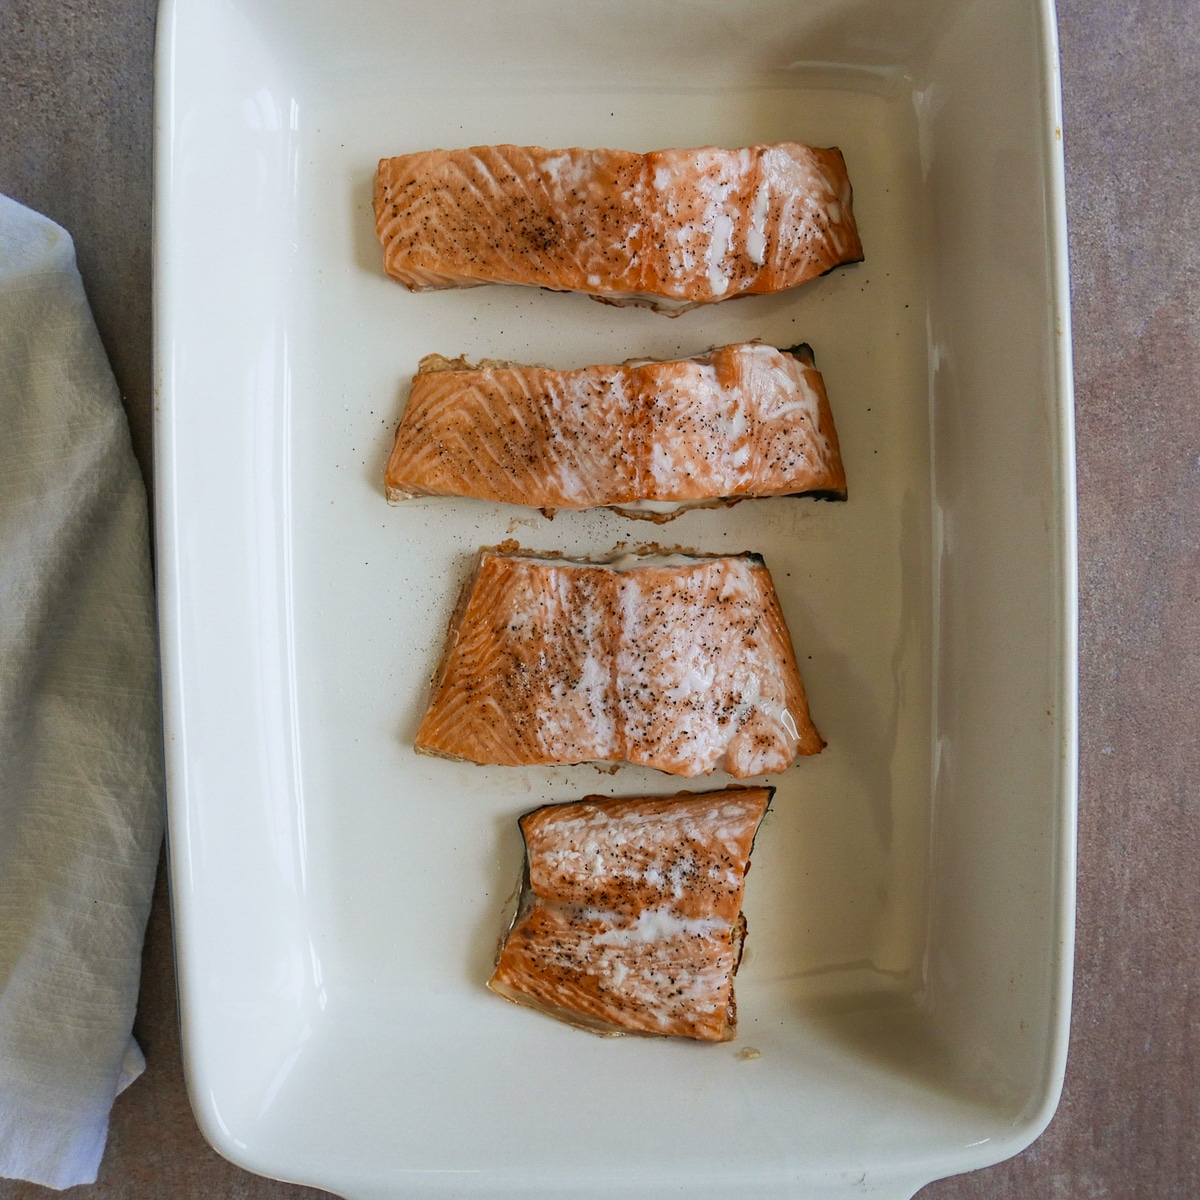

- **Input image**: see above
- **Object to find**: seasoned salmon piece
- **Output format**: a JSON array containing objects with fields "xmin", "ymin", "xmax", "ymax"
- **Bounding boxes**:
[
  {"xmin": 385, "ymin": 342, "xmax": 846, "ymax": 518},
  {"xmin": 374, "ymin": 143, "xmax": 863, "ymax": 313},
  {"xmin": 415, "ymin": 548, "xmax": 823, "ymax": 778},
  {"xmin": 488, "ymin": 786, "xmax": 772, "ymax": 1041}
]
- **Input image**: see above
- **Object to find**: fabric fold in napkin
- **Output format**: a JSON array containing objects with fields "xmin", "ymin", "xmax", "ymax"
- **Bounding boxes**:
[{"xmin": 0, "ymin": 194, "xmax": 163, "ymax": 1189}]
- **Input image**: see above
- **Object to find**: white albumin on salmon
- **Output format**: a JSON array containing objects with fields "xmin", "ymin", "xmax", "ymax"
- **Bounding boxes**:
[
  {"xmin": 416, "ymin": 547, "xmax": 823, "ymax": 779},
  {"xmin": 375, "ymin": 143, "xmax": 863, "ymax": 313},
  {"xmin": 489, "ymin": 786, "xmax": 772, "ymax": 1041},
  {"xmin": 385, "ymin": 343, "xmax": 847, "ymax": 519}
]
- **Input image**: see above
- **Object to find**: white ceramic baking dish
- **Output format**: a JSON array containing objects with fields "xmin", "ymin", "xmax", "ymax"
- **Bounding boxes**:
[{"xmin": 153, "ymin": 0, "xmax": 1076, "ymax": 1195}]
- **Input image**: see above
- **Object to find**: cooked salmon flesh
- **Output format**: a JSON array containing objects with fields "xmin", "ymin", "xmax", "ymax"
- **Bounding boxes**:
[
  {"xmin": 385, "ymin": 342, "xmax": 846, "ymax": 518},
  {"xmin": 416, "ymin": 548, "xmax": 823, "ymax": 778},
  {"xmin": 375, "ymin": 143, "xmax": 863, "ymax": 313},
  {"xmin": 489, "ymin": 786, "xmax": 772, "ymax": 1041}
]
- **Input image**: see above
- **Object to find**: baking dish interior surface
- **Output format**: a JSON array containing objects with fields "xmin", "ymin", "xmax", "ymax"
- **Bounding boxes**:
[{"xmin": 154, "ymin": 0, "xmax": 1075, "ymax": 1195}]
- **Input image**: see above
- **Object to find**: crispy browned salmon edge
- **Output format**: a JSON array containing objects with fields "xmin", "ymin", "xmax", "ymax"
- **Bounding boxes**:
[{"xmin": 485, "ymin": 785, "xmax": 774, "ymax": 1041}]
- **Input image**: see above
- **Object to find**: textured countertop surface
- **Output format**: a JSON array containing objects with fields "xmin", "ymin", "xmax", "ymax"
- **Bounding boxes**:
[{"xmin": 2, "ymin": 0, "xmax": 1197, "ymax": 1196}]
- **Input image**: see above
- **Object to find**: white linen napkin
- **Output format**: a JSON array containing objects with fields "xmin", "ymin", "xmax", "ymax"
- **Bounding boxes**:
[{"xmin": 0, "ymin": 194, "xmax": 163, "ymax": 1189}]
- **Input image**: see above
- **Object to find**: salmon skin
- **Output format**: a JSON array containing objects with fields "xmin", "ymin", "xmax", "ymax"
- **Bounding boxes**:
[
  {"xmin": 385, "ymin": 342, "xmax": 847, "ymax": 519},
  {"xmin": 489, "ymin": 786, "xmax": 772, "ymax": 1041},
  {"xmin": 374, "ymin": 143, "xmax": 863, "ymax": 313},
  {"xmin": 416, "ymin": 548, "xmax": 823, "ymax": 779}
]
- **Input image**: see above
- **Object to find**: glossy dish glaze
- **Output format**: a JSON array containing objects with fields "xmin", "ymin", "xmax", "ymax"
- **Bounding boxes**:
[{"xmin": 156, "ymin": 0, "xmax": 1076, "ymax": 1191}]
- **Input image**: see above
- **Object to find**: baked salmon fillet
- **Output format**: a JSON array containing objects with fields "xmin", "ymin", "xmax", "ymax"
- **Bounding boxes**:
[
  {"xmin": 416, "ymin": 548, "xmax": 823, "ymax": 778},
  {"xmin": 489, "ymin": 786, "xmax": 772, "ymax": 1041},
  {"xmin": 385, "ymin": 342, "xmax": 846, "ymax": 518},
  {"xmin": 374, "ymin": 143, "xmax": 863, "ymax": 313}
]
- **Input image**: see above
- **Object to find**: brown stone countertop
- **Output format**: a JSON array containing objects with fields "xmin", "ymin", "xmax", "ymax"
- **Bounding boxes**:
[{"xmin": 1, "ymin": 0, "xmax": 1197, "ymax": 1196}]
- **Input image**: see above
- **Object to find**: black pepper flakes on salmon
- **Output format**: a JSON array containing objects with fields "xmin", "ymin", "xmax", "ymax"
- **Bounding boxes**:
[
  {"xmin": 415, "ymin": 547, "xmax": 824, "ymax": 779},
  {"xmin": 384, "ymin": 343, "xmax": 846, "ymax": 518},
  {"xmin": 489, "ymin": 786, "xmax": 772, "ymax": 1041},
  {"xmin": 373, "ymin": 143, "xmax": 863, "ymax": 314}
]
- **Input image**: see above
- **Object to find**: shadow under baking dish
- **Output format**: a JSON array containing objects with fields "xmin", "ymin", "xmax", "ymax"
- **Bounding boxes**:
[{"xmin": 155, "ymin": 0, "xmax": 1075, "ymax": 1195}]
